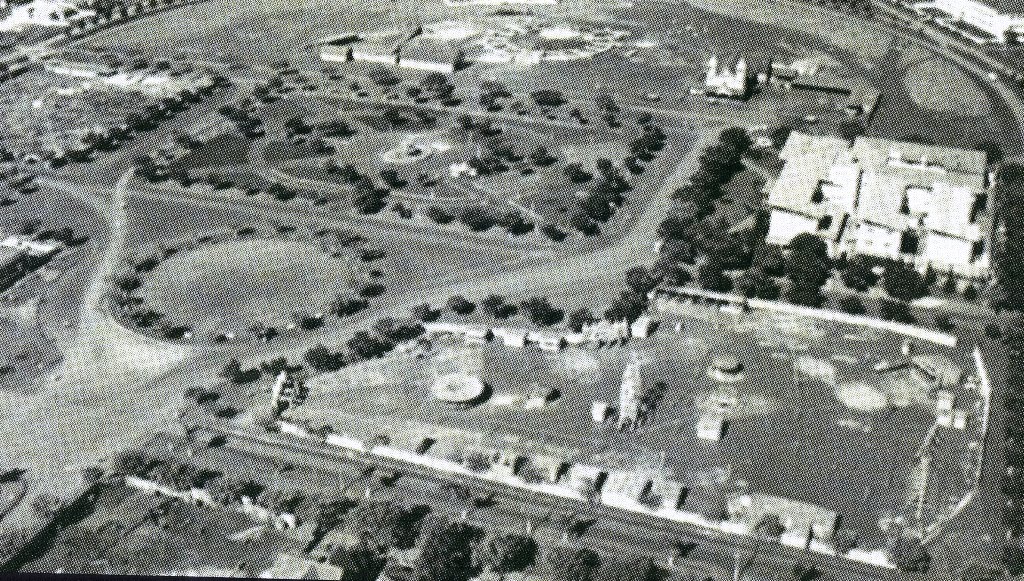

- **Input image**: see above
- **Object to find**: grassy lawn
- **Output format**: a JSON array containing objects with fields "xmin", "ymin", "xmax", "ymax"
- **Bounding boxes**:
[
  {"xmin": 170, "ymin": 133, "xmax": 252, "ymax": 171},
  {"xmin": 140, "ymin": 238, "xmax": 363, "ymax": 336},
  {"xmin": 903, "ymin": 56, "xmax": 991, "ymax": 117}
]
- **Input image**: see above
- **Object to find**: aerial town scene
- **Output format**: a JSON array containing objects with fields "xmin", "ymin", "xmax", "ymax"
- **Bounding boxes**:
[{"xmin": 0, "ymin": 0, "xmax": 1023, "ymax": 579}]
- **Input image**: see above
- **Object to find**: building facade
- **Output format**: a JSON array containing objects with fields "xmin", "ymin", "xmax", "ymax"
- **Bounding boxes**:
[
  {"xmin": 925, "ymin": 0, "xmax": 1024, "ymax": 41},
  {"xmin": 703, "ymin": 55, "xmax": 748, "ymax": 98}
]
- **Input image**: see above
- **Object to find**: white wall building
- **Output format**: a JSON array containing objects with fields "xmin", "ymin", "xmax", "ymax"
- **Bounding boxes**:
[
  {"xmin": 921, "ymin": 0, "xmax": 1024, "ymax": 41},
  {"xmin": 703, "ymin": 55, "xmax": 748, "ymax": 98},
  {"xmin": 0, "ymin": 0, "xmax": 93, "ymax": 32},
  {"xmin": 765, "ymin": 133, "xmax": 991, "ymax": 279}
]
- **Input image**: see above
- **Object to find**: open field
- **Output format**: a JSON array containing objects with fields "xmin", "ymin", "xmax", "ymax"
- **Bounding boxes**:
[
  {"xmin": 903, "ymin": 56, "xmax": 991, "ymax": 117},
  {"xmin": 141, "ymin": 238, "xmax": 362, "ymax": 336}
]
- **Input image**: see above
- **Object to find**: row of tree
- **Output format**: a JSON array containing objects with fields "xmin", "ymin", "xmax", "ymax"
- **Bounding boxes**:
[
  {"xmin": 323, "ymin": 490, "xmax": 660, "ymax": 581},
  {"xmin": 304, "ymin": 315, "xmax": 424, "ymax": 372},
  {"xmin": 1001, "ymin": 320, "xmax": 1024, "ymax": 575}
]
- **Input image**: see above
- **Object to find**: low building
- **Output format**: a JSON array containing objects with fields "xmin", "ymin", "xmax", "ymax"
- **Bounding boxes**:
[
  {"xmin": 423, "ymin": 322, "xmax": 492, "ymax": 343},
  {"xmin": 923, "ymin": 0, "xmax": 1024, "ymax": 42},
  {"xmin": 765, "ymin": 132, "xmax": 992, "ymax": 280},
  {"xmin": 0, "ymin": 0, "xmax": 93, "ymax": 32},
  {"xmin": 444, "ymin": 0, "xmax": 557, "ymax": 5},
  {"xmin": 0, "ymin": 246, "xmax": 26, "ymax": 291},
  {"xmin": 681, "ymin": 485, "xmax": 728, "ymax": 522},
  {"xmin": 648, "ymin": 476, "xmax": 685, "ymax": 511},
  {"xmin": 630, "ymin": 315, "xmax": 656, "ymax": 338},
  {"xmin": 492, "ymin": 327, "xmax": 527, "ymax": 348},
  {"xmin": 351, "ymin": 38, "xmax": 401, "ymax": 66},
  {"xmin": 602, "ymin": 470, "xmax": 651, "ymax": 508},
  {"xmin": 43, "ymin": 59, "xmax": 114, "ymax": 79},
  {"xmin": 695, "ymin": 410, "xmax": 727, "ymax": 441},
  {"xmin": 617, "ymin": 355, "xmax": 644, "ymax": 431},
  {"xmin": 726, "ymin": 493, "xmax": 838, "ymax": 549},
  {"xmin": 320, "ymin": 45, "xmax": 353, "ymax": 63},
  {"xmin": 581, "ymin": 319, "xmax": 631, "ymax": 344},
  {"xmin": 527, "ymin": 331, "xmax": 565, "ymax": 352},
  {"xmin": 399, "ymin": 38, "xmax": 465, "ymax": 73},
  {"xmin": 0, "ymin": 235, "xmax": 60, "ymax": 292}
]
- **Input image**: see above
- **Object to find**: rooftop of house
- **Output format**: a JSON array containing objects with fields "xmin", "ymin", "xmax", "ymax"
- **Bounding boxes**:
[
  {"xmin": 400, "ymin": 37, "xmax": 464, "ymax": 63},
  {"xmin": 351, "ymin": 35, "xmax": 403, "ymax": 56},
  {"xmin": 768, "ymin": 132, "xmax": 988, "ymax": 240}
]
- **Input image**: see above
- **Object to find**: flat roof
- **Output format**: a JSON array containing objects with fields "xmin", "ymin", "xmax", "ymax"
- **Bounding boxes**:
[
  {"xmin": 400, "ymin": 38, "xmax": 463, "ymax": 63},
  {"xmin": 768, "ymin": 132, "xmax": 988, "ymax": 240}
]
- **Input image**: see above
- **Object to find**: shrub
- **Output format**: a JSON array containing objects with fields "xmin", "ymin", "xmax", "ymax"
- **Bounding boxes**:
[{"xmin": 838, "ymin": 295, "xmax": 866, "ymax": 315}]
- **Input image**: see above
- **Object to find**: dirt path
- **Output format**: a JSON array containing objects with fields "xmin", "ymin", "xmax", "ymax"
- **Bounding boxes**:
[{"xmin": 0, "ymin": 170, "xmax": 193, "ymax": 532}]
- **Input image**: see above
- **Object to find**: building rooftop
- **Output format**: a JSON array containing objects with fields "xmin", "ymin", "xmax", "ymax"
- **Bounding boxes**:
[
  {"xmin": 768, "ymin": 132, "xmax": 988, "ymax": 242},
  {"xmin": 400, "ymin": 38, "xmax": 464, "ymax": 64}
]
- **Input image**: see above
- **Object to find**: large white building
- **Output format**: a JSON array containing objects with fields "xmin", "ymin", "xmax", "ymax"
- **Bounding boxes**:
[
  {"xmin": 919, "ymin": 0, "xmax": 1024, "ymax": 41},
  {"xmin": 765, "ymin": 133, "xmax": 991, "ymax": 279},
  {"xmin": 0, "ymin": 0, "xmax": 92, "ymax": 32}
]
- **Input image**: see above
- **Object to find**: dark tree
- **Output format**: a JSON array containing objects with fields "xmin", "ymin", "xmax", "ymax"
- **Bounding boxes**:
[
  {"xmin": 785, "ymin": 281, "xmax": 824, "ymax": 307},
  {"xmin": 541, "ymin": 223, "xmax": 568, "ymax": 242},
  {"xmin": 567, "ymin": 307, "xmax": 597, "ymax": 332},
  {"xmin": 752, "ymin": 244, "xmax": 786, "ymax": 277},
  {"xmin": 411, "ymin": 303, "xmax": 440, "ymax": 322},
  {"xmin": 546, "ymin": 545, "xmax": 600, "ymax": 581},
  {"xmin": 373, "ymin": 317, "xmax": 424, "ymax": 342},
  {"xmin": 332, "ymin": 295, "xmax": 369, "ymax": 317},
  {"xmin": 838, "ymin": 295, "xmax": 866, "ymax": 315},
  {"xmin": 479, "ymin": 533, "xmax": 536, "ymax": 574},
  {"xmin": 788, "ymin": 233, "xmax": 829, "ymax": 261},
  {"xmin": 838, "ymin": 119, "xmax": 865, "ymax": 142},
  {"xmin": 595, "ymin": 556, "xmax": 658, "ymax": 581},
  {"xmin": 349, "ymin": 500, "xmax": 421, "ymax": 550},
  {"xmin": 842, "ymin": 256, "xmax": 877, "ymax": 291},
  {"xmin": 414, "ymin": 514, "xmax": 477, "ymax": 581},
  {"xmin": 347, "ymin": 330, "xmax": 394, "ymax": 360},
  {"xmin": 735, "ymin": 267, "xmax": 779, "ymax": 300},
  {"xmin": 719, "ymin": 127, "xmax": 752, "ymax": 154},
  {"xmin": 934, "ymin": 313, "xmax": 955, "ymax": 332},
  {"xmin": 498, "ymin": 211, "xmax": 534, "ymax": 235},
  {"xmin": 888, "ymin": 537, "xmax": 930, "ymax": 573},
  {"xmin": 481, "ymin": 295, "xmax": 507, "ymax": 317},
  {"xmin": 426, "ymin": 206, "xmax": 455, "ymax": 225},
  {"xmin": 332, "ymin": 542, "xmax": 386, "ymax": 581},
  {"xmin": 883, "ymin": 262, "xmax": 926, "ymax": 301},
  {"xmin": 624, "ymin": 266, "xmax": 659, "ymax": 295},
  {"xmin": 697, "ymin": 258, "xmax": 731, "ymax": 293},
  {"xmin": 879, "ymin": 298, "xmax": 914, "ymax": 323},
  {"xmin": 530, "ymin": 89, "xmax": 566, "ymax": 108},
  {"xmin": 447, "ymin": 295, "xmax": 475, "ymax": 315},
  {"xmin": 520, "ymin": 297, "xmax": 564, "ymax": 326},
  {"xmin": 604, "ymin": 290, "xmax": 648, "ymax": 322},
  {"xmin": 459, "ymin": 206, "xmax": 496, "ymax": 232}
]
